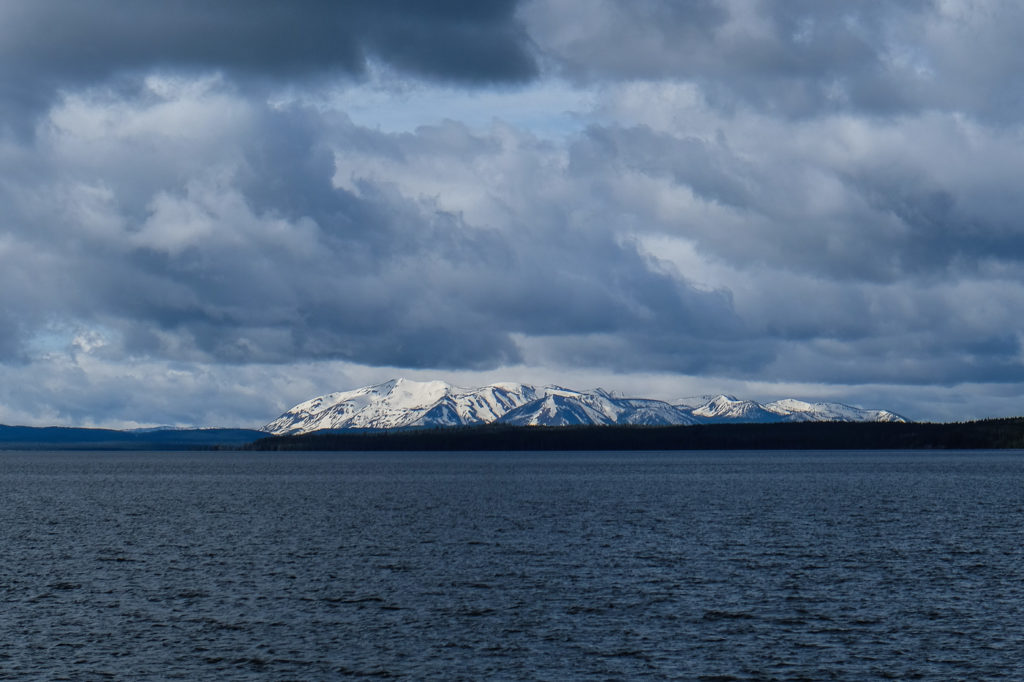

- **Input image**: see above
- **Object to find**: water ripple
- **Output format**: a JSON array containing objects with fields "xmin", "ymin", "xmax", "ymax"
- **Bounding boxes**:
[{"xmin": 1, "ymin": 450, "xmax": 1023, "ymax": 679}]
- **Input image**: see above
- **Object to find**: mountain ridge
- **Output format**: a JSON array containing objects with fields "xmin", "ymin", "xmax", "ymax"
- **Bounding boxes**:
[{"xmin": 262, "ymin": 378, "xmax": 907, "ymax": 435}]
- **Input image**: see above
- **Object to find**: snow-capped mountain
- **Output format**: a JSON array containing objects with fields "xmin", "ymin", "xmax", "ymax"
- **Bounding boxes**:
[
  {"xmin": 674, "ymin": 395, "xmax": 905, "ymax": 424},
  {"xmin": 262, "ymin": 378, "xmax": 907, "ymax": 435},
  {"xmin": 261, "ymin": 378, "xmax": 538, "ymax": 434}
]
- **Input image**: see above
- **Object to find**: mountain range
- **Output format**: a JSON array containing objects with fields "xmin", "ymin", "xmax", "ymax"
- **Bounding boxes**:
[{"xmin": 262, "ymin": 378, "xmax": 907, "ymax": 435}]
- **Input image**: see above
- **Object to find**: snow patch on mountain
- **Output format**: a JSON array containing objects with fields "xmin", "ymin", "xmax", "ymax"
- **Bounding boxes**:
[
  {"xmin": 763, "ymin": 398, "xmax": 906, "ymax": 423},
  {"xmin": 671, "ymin": 395, "xmax": 722, "ymax": 409}
]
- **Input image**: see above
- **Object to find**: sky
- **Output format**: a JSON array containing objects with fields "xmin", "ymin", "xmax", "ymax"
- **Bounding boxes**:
[{"xmin": 2, "ymin": 0, "xmax": 1024, "ymax": 427}]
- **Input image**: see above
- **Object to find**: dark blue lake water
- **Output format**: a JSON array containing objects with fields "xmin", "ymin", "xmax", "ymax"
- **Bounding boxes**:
[{"xmin": 1, "ymin": 450, "xmax": 1022, "ymax": 680}]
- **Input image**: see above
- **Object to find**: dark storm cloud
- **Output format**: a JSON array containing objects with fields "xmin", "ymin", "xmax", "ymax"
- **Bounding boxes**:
[{"xmin": 0, "ymin": 0, "xmax": 536, "ymax": 124}]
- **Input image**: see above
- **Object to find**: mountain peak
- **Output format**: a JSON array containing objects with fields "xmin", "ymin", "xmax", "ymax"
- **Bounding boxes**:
[
  {"xmin": 692, "ymin": 395, "xmax": 776, "ymax": 422},
  {"xmin": 384, "ymin": 378, "xmax": 454, "ymax": 408}
]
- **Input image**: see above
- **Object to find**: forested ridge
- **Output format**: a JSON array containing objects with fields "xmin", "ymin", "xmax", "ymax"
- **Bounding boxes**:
[{"xmin": 245, "ymin": 418, "xmax": 1024, "ymax": 451}]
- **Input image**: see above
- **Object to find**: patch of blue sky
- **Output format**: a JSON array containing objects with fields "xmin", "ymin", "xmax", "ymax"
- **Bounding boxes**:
[
  {"xmin": 26, "ymin": 323, "xmax": 112, "ymax": 358},
  {"xmin": 273, "ymin": 65, "xmax": 595, "ymax": 138}
]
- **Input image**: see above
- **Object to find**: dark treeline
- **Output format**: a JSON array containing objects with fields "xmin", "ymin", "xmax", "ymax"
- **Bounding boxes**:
[{"xmin": 244, "ymin": 418, "xmax": 1024, "ymax": 451}]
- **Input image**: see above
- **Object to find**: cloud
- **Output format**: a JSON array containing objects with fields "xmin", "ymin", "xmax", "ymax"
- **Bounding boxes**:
[
  {"xmin": 0, "ymin": 350, "xmax": 363, "ymax": 429},
  {"xmin": 7, "ymin": 68, "xmax": 1024, "ymax": 406},
  {"xmin": 1, "ymin": 78, "xmax": 746, "ymax": 378},
  {"xmin": 0, "ymin": 0, "xmax": 537, "ymax": 130},
  {"xmin": 3, "ymin": 1, "xmax": 1024, "ymax": 425},
  {"xmin": 525, "ymin": 0, "xmax": 1024, "ymax": 121}
]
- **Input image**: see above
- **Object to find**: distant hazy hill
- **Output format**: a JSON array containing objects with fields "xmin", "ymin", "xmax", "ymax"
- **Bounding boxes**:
[
  {"xmin": 263, "ymin": 378, "xmax": 906, "ymax": 435},
  {"xmin": 0, "ymin": 426, "xmax": 264, "ymax": 450}
]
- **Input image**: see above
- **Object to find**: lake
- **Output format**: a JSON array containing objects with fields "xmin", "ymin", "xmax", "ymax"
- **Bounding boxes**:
[{"xmin": 1, "ymin": 450, "xmax": 1022, "ymax": 679}]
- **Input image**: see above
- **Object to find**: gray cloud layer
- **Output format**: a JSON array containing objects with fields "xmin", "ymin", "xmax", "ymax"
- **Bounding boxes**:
[
  {"xmin": 0, "ymin": 0, "xmax": 536, "ymax": 128},
  {"xmin": 1, "ymin": 90, "xmax": 740, "ymax": 370},
  {"xmin": 527, "ymin": 0, "xmax": 1024, "ymax": 121},
  {"xmin": 2, "ymin": 0, "xmax": 1024, "ymax": 425}
]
